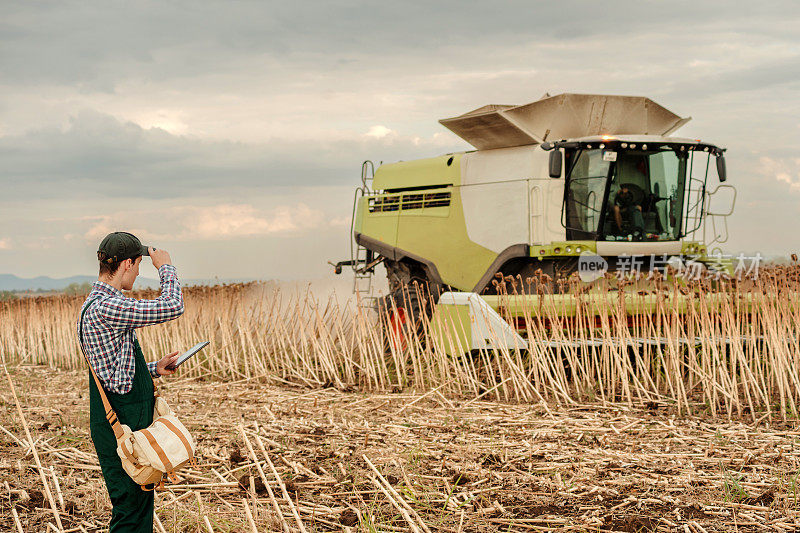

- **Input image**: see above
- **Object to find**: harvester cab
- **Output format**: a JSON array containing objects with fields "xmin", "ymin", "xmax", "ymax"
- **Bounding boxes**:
[{"xmin": 331, "ymin": 93, "xmax": 736, "ymax": 333}]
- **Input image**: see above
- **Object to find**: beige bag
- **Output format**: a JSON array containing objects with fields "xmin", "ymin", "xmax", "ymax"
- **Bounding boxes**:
[
  {"xmin": 100, "ymin": 381, "xmax": 196, "ymax": 487},
  {"xmin": 80, "ymin": 299, "xmax": 196, "ymax": 489}
]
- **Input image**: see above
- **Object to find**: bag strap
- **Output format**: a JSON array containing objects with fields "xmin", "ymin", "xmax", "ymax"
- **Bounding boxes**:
[{"xmin": 79, "ymin": 298, "xmax": 124, "ymax": 440}]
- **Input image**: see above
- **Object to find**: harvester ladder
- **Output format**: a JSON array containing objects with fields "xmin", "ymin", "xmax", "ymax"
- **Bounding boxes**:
[
  {"xmin": 352, "ymin": 161, "xmax": 378, "ymax": 308},
  {"xmin": 352, "ymin": 245, "xmax": 377, "ymax": 306}
]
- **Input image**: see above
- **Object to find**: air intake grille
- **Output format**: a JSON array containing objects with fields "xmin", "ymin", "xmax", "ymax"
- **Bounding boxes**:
[{"xmin": 369, "ymin": 191, "xmax": 451, "ymax": 213}]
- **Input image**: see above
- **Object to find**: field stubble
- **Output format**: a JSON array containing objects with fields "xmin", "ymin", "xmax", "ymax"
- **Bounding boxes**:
[
  {"xmin": 3, "ymin": 266, "xmax": 800, "ymax": 530},
  {"xmin": 4, "ymin": 267, "xmax": 800, "ymax": 419},
  {"xmin": 4, "ymin": 365, "xmax": 800, "ymax": 532}
]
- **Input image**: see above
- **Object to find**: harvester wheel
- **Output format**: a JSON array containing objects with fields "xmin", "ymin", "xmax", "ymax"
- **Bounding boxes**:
[{"xmin": 378, "ymin": 281, "xmax": 430, "ymax": 352}]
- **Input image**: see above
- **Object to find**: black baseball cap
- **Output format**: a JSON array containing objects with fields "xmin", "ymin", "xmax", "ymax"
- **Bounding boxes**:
[{"xmin": 97, "ymin": 232, "xmax": 150, "ymax": 264}]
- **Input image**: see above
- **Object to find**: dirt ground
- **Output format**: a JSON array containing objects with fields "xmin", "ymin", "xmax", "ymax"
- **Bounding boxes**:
[{"xmin": 3, "ymin": 365, "xmax": 800, "ymax": 532}]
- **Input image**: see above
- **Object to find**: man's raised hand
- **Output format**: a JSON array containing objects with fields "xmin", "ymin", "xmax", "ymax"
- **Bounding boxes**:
[{"xmin": 149, "ymin": 247, "xmax": 172, "ymax": 269}]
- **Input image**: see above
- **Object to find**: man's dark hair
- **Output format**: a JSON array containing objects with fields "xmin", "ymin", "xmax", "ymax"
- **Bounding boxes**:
[{"xmin": 98, "ymin": 252, "xmax": 140, "ymax": 276}]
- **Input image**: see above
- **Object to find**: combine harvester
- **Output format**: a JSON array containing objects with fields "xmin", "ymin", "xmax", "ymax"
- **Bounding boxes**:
[{"xmin": 332, "ymin": 93, "xmax": 741, "ymax": 353}]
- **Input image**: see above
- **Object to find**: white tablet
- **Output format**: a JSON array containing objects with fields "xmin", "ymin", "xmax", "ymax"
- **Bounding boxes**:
[{"xmin": 169, "ymin": 341, "xmax": 209, "ymax": 369}]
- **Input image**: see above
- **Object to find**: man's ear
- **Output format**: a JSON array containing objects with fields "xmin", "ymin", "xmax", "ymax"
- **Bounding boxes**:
[{"xmin": 122, "ymin": 258, "xmax": 133, "ymax": 273}]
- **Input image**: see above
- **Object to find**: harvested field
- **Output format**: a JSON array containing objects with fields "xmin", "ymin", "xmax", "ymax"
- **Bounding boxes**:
[
  {"xmin": 4, "ymin": 268, "xmax": 800, "ymax": 530},
  {"xmin": 3, "ymin": 365, "xmax": 800, "ymax": 532},
  {"xmin": 4, "ymin": 267, "xmax": 800, "ymax": 420}
]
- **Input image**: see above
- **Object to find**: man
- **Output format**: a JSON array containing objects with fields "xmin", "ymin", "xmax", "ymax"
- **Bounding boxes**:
[
  {"xmin": 612, "ymin": 185, "xmax": 645, "ymax": 238},
  {"xmin": 77, "ymin": 232, "xmax": 184, "ymax": 532}
]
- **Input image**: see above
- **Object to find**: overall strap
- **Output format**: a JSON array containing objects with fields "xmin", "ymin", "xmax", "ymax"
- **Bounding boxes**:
[{"xmin": 79, "ymin": 298, "xmax": 124, "ymax": 439}]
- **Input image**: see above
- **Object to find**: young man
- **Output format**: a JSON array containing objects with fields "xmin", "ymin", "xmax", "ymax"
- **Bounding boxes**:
[{"xmin": 77, "ymin": 231, "xmax": 184, "ymax": 532}]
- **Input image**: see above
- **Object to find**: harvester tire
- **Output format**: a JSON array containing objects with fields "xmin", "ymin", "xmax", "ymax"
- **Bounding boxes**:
[{"xmin": 378, "ymin": 282, "xmax": 430, "ymax": 352}]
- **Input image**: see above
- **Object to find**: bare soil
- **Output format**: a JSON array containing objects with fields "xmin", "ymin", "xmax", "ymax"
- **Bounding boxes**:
[{"xmin": 3, "ymin": 365, "xmax": 800, "ymax": 532}]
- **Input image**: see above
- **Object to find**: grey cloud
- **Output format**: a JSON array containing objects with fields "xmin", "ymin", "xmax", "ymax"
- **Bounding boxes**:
[
  {"xmin": 0, "ymin": 110, "xmax": 464, "ymax": 201},
  {"xmin": 665, "ymin": 55, "xmax": 800, "ymax": 100},
  {"xmin": 2, "ymin": 0, "xmax": 800, "ymax": 277},
  {"xmin": 4, "ymin": 1, "xmax": 798, "ymax": 88}
]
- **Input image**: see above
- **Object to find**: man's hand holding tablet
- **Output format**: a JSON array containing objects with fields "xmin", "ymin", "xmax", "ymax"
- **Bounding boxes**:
[{"xmin": 166, "ymin": 341, "xmax": 210, "ymax": 370}]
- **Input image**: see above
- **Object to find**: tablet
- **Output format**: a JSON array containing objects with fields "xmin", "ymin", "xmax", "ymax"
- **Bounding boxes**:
[{"xmin": 169, "ymin": 341, "xmax": 209, "ymax": 369}]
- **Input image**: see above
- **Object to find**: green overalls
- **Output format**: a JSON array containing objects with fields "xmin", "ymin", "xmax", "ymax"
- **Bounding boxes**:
[{"xmin": 89, "ymin": 337, "xmax": 155, "ymax": 533}]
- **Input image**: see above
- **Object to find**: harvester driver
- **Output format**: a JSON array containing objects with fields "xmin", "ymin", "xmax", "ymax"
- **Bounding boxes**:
[{"xmin": 612, "ymin": 185, "xmax": 645, "ymax": 238}]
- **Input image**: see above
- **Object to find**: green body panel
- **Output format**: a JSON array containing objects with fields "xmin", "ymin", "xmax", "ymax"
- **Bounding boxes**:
[
  {"xmin": 359, "ymin": 155, "xmax": 499, "ymax": 291},
  {"xmin": 530, "ymin": 241, "xmax": 596, "ymax": 258},
  {"xmin": 395, "ymin": 185, "xmax": 496, "ymax": 290},
  {"xmin": 681, "ymin": 241, "xmax": 708, "ymax": 258},
  {"xmin": 429, "ymin": 304, "xmax": 472, "ymax": 355},
  {"xmin": 353, "ymin": 196, "xmax": 364, "ymax": 234},
  {"xmin": 355, "ymin": 197, "xmax": 398, "ymax": 248},
  {"xmin": 373, "ymin": 154, "xmax": 461, "ymax": 190}
]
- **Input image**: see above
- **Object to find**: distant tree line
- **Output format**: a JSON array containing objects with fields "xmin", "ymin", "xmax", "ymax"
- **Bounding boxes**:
[
  {"xmin": 64, "ymin": 282, "xmax": 92, "ymax": 295},
  {"xmin": 0, "ymin": 282, "xmax": 92, "ymax": 300}
]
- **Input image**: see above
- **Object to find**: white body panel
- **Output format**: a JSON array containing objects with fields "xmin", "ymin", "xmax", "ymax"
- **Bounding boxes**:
[
  {"xmin": 539, "ymin": 178, "xmax": 567, "ymax": 244},
  {"xmin": 461, "ymin": 145, "xmax": 538, "ymax": 186},
  {"xmin": 459, "ymin": 179, "xmax": 529, "ymax": 253},
  {"xmin": 460, "ymin": 146, "xmax": 565, "ymax": 253}
]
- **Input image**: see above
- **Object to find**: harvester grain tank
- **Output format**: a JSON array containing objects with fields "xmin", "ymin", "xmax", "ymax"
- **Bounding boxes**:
[{"xmin": 332, "ymin": 93, "xmax": 735, "ymax": 332}]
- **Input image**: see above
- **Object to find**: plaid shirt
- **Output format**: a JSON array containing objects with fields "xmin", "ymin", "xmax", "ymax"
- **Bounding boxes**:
[{"xmin": 77, "ymin": 264, "xmax": 184, "ymax": 394}]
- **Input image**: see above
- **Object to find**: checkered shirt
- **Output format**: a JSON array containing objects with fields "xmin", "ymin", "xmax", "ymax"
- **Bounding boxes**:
[{"xmin": 77, "ymin": 264, "xmax": 184, "ymax": 394}]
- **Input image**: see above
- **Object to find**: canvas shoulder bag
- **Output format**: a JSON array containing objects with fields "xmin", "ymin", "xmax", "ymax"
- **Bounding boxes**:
[{"xmin": 79, "ymin": 297, "xmax": 196, "ymax": 489}]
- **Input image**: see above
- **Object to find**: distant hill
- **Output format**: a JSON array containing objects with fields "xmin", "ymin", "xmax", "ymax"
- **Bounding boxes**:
[
  {"xmin": 0, "ymin": 274, "xmax": 158, "ymax": 291},
  {"xmin": 0, "ymin": 274, "xmax": 251, "ymax": 292}
]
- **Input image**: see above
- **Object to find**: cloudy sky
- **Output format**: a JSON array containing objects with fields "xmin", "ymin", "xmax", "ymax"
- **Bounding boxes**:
[{"xmin": 1, "ymin": 1, "xmax": 799, "ymax": 281}]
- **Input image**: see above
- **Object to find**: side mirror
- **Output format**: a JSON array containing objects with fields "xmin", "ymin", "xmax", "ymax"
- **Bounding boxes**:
[
  {"xmin": 548, "ymin": 150, "xmax": 562, "ymax": 178},
  {"xmin": 716, "ymin": 154, "xmax": 727, "ymax": 182}
]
